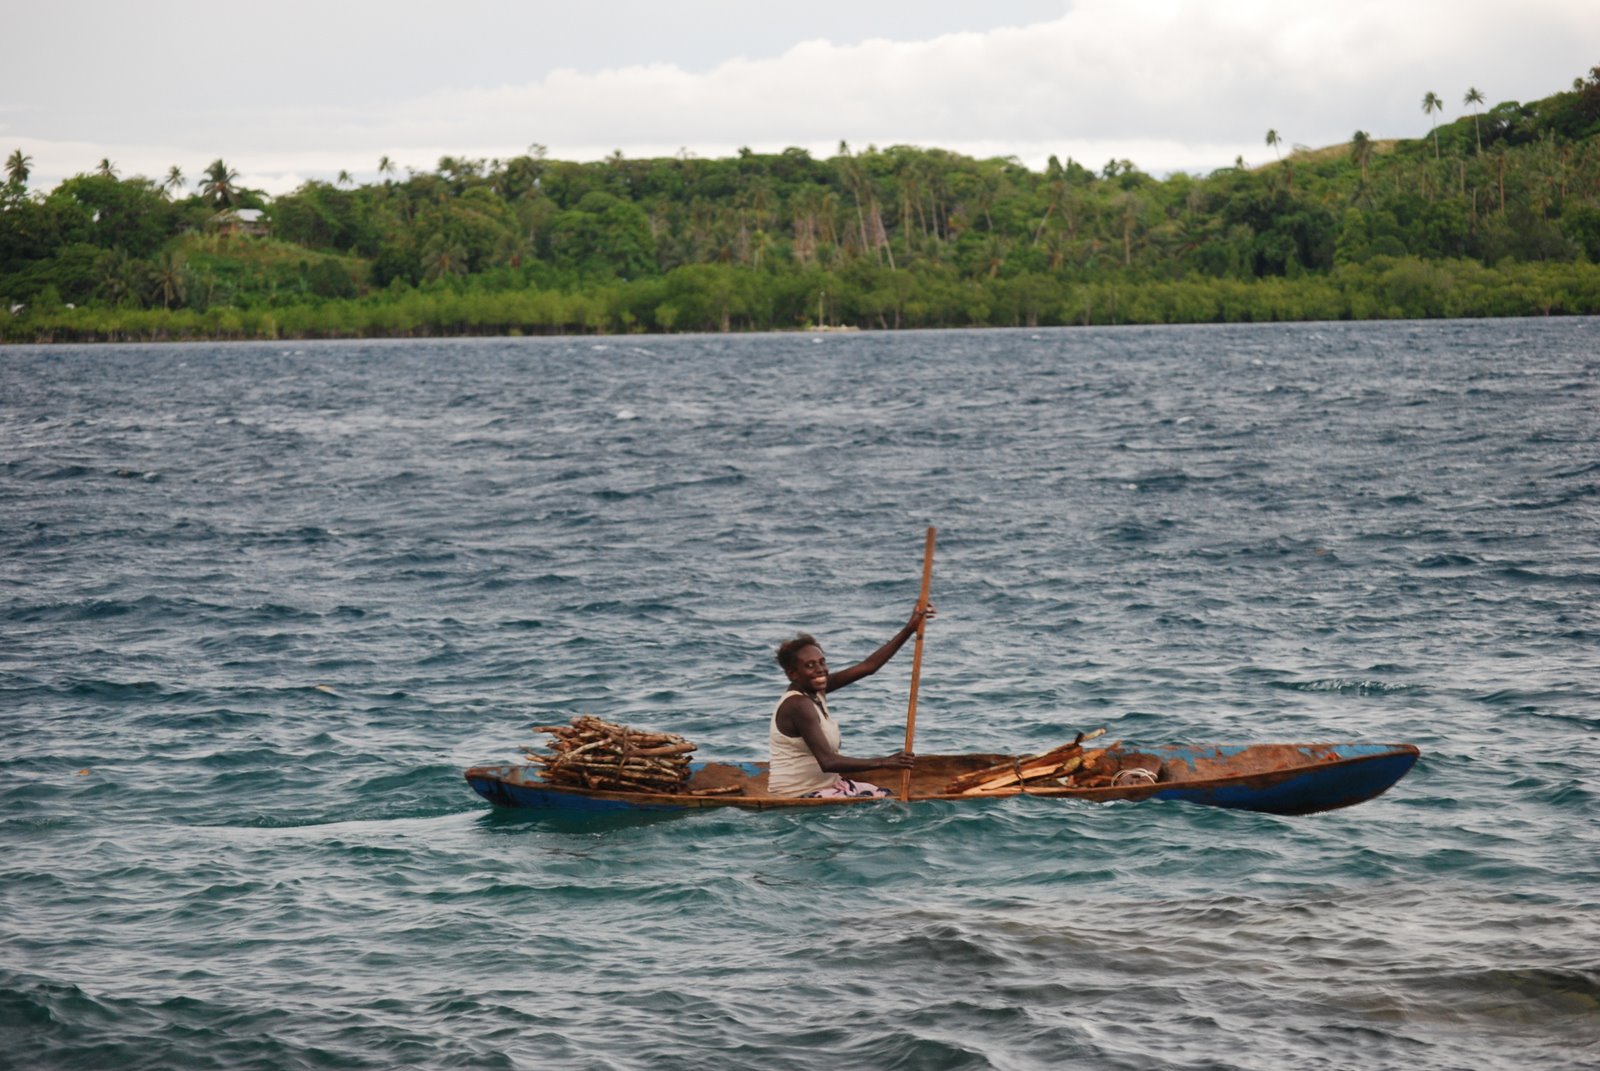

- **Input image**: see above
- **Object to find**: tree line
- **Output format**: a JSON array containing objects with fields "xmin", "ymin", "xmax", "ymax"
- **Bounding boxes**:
[{"xmin": 4, "ymin": 68, "xmax": 1600, "ymax": 342}]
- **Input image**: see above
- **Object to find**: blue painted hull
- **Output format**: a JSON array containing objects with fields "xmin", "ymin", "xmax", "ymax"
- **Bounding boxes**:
[
  {"xmin": 1125, "ymin": 743, "xmax": 1421, "ymax": 814},
  {"xmin": 465, "ymin": 742, "xmax": 1419, "ymax": 817}
]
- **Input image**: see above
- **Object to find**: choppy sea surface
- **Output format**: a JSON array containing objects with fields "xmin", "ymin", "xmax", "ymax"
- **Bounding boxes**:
[{"xmin": 3, "ymin": 320, "xmax": 1597, "ymax": 1071}]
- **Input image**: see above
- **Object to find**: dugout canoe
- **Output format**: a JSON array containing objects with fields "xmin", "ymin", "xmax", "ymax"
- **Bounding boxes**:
[{"xmin": 464, "ymin": 741, "xmax": 1419, "ymax": 816}]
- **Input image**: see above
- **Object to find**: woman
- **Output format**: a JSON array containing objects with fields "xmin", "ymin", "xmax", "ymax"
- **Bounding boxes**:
[{"xmin": 768, "ymin": 604, "xmax": 934, "ymax": 798}]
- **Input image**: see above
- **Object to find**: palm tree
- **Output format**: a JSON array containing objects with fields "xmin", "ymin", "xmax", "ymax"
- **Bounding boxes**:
[
  {"xmin": 1464, "ymin": 87, "xmax": 1485, "ymax": 153},
  {"xmin": 146, "ymin": 252, "xmax": 188, "ymax": 309},
  {"xmin": 1115, "ymin": 190, "xmax": 1145, "ymax": 268},
  {"xmin": 1266, "ymin": 129, "xmax": 1281, "ymax": 160},
  {"xmin": 1422, "ymin": 91, "xmax": 1443, "ymax": 158},
  {"xmin": 422, "ymin": 238, "xmax": 469, "ymax": 281},
  {"xmin": 1350, "ymin": 131, "xmax": 1374, "ymax": 185},
  {"xmin": 163, "ymin": 166, "xmax": 186, "ymax": 196},
  {"xmin": 198, "ymin": 159, "xmax": 240, "ymax": 208},
  {"xmin": 97, "ymin": 158, "xmax": 119, "ymax": 178},
  {"xmin": 1491, "ymin": 143, "xmax": 1508, "ymax": 213},
  {"xmin": 98, "ymin": 249, "xmax": 139, "ymax": 305},
  {"xmin": 337, "ymin": 169, "xmax": 353, "ymax": 187},
  {"xmin": 5, "ymin": 148, "xmax": 31, "ymax": 186},
  {"xmin": 377, "ymin": 155, "xmax": 395, "ymax": 181},
  {"xmin": 436, "ymin": 155, "xmax": 462, "ymax": 187}
]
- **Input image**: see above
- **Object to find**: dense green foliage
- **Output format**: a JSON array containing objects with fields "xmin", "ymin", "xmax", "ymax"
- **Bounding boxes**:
[{"xmin": 5, "ymin": 70, "xmax": 1600, "ymax": 342}]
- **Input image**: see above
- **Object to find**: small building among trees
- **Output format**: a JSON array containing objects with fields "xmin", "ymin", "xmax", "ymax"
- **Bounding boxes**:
[{"xmin": 208, "ymin": 208, "xmax": 269, "ymax": 238}]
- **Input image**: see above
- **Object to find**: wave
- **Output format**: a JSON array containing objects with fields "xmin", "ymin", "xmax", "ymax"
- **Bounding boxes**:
[
  {"xmin": 1416, "ymin": 552, "xmax": 1479, "ymax": 568},
  {"xmin": 1408, "ymin": 963, "xmax": 1600, "ymax": 1017},
  {"xmin": 1269, "ymin": 677, "xmax": 1420, "ymax": 695}
]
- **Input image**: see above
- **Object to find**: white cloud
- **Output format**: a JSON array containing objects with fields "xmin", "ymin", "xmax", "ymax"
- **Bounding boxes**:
[{"xmin": 363, "ymin": 0, "xmax": 1600, "ymax": 169}]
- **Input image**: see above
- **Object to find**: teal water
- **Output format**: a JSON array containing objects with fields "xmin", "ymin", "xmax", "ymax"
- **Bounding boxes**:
[{"xmin": 2, "ymin": 321, "xmax": 1597, "ymax": 1069}]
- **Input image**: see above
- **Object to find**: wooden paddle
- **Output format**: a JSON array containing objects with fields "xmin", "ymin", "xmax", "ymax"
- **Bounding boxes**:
[{"xmin": 901, "ymin": 526, "xmax": 938, "ymax": 801}]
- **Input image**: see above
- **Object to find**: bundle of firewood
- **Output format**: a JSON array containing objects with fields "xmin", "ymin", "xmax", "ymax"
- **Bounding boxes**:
[
  {"xmin": 941, "ymin": 728, "xmax": 1115, "ymax": 794},
  {"xmin": 524, "ymin": 715, "xmax": 697, "ymax": 794}
]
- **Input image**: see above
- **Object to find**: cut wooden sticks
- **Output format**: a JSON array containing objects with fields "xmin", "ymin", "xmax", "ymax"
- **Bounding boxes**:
[
  {"xmin": 940, "ymin": 728, "xmax": 1109, "ymax": 794},
  {"xmin": 526, "ymin": 715, "xmax": 697, "ymax": 794}
]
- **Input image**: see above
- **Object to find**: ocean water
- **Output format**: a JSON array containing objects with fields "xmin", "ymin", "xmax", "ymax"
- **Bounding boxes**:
[{"xmin": 2, "ymin": 319, "xmax": 1597, "ymax": 1071}]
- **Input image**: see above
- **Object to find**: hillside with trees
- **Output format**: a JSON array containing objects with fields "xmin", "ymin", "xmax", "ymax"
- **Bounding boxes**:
[{"xmin": 4, "ymin": 69, "xmax": 1600, "ymax": 342}]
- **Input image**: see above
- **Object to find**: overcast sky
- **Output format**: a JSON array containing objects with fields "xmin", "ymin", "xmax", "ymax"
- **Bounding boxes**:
[{"xmin": 6, "ymin": 0, "xmax": 1598, "ymax": 195}]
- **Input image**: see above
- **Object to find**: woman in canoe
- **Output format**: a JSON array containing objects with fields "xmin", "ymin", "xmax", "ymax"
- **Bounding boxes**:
[{"xmin": 769, "ymin": 604, "xmax": 934, "ymax": 798}]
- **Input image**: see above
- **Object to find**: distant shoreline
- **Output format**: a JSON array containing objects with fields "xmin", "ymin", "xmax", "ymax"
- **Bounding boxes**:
[{"xmin": 7, "ymin": 308, "xmax": 1598, "ymax": 348}]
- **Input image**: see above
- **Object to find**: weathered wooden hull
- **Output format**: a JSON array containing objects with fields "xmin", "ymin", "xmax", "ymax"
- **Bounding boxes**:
[{"xmin": 465, "ymin": 741, "xmax": 1420, "ymax": 817}]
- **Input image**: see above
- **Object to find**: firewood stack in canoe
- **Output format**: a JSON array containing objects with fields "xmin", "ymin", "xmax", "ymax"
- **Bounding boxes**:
[
  {"xmin": 525, "ymin": 715, "xmax": 697, "ymax": 794},
  {"xmin": 941, "ymin": 728, "xmax": 1120, "ymax": 794}
]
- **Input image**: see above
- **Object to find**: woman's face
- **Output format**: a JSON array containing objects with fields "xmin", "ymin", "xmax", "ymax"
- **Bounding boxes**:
[{"xmin": 786, "ymin": 644, "xmax": 828, "ymax": 694}]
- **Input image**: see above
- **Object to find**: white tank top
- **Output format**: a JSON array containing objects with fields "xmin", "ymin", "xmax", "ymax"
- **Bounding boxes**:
[{"xmin": 768, "ymin": 689, "xmax": 841, "ymax": 797}]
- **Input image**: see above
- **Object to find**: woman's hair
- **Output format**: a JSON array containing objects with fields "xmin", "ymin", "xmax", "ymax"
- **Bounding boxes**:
[{"xmin": 775, "ymin": 633, "xmax": 820, "ymax": 673}]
